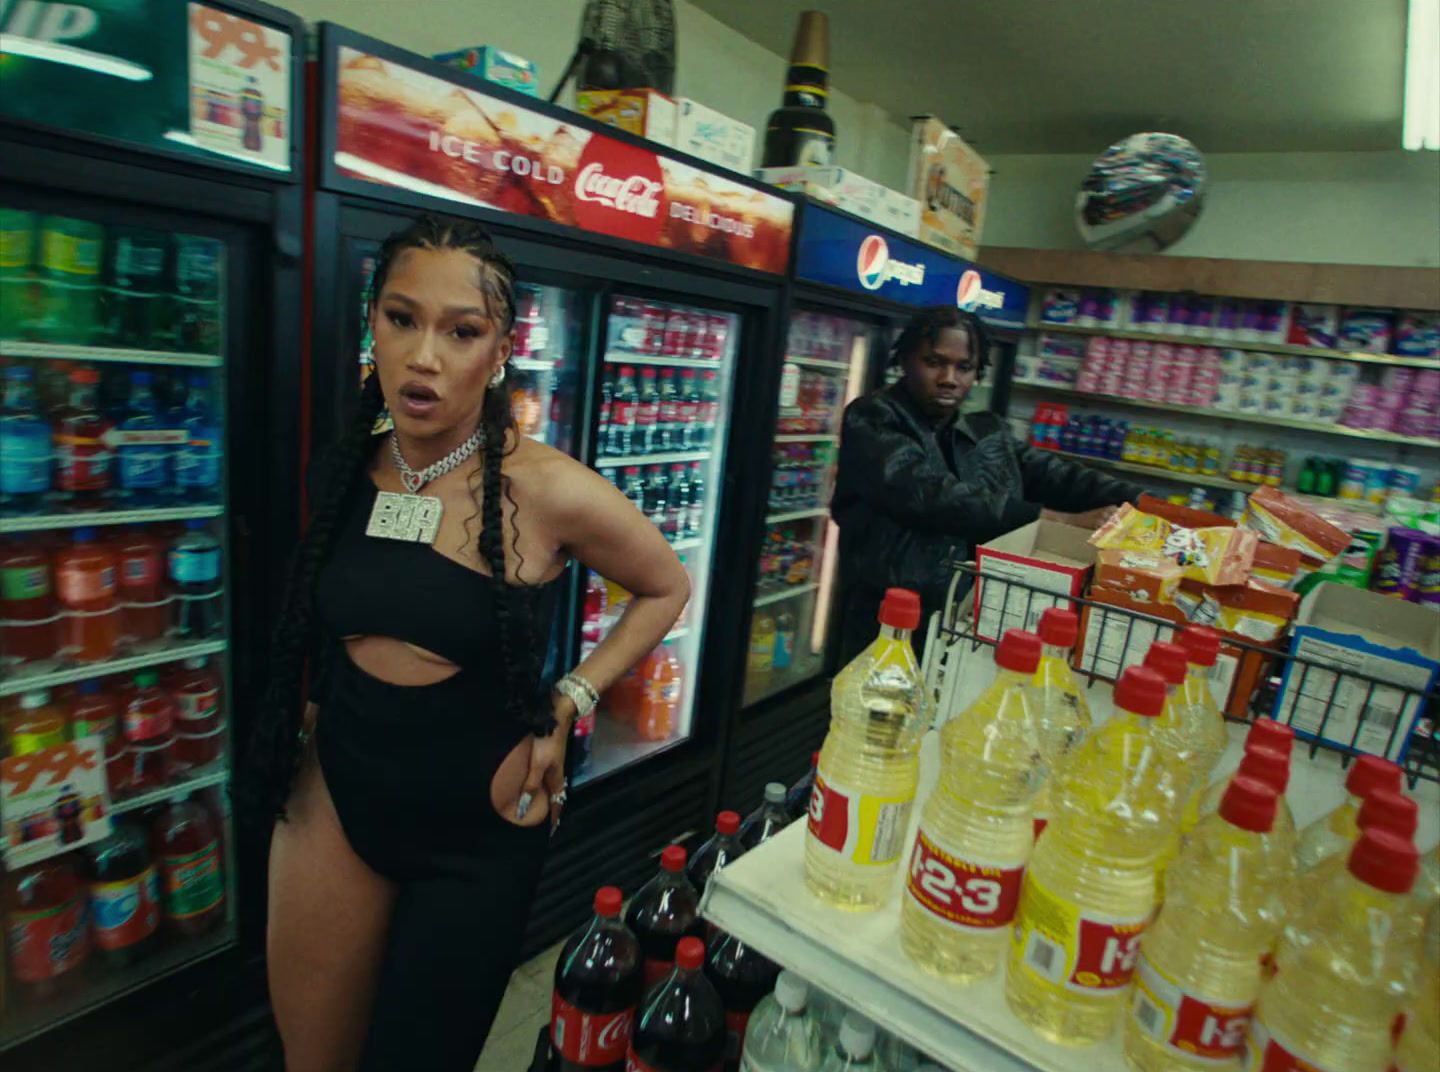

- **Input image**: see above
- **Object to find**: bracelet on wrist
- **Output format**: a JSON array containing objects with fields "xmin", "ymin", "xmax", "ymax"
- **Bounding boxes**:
[{"xmin": 554, "ymin": 672, "xmax": 599, "ymax": 722}]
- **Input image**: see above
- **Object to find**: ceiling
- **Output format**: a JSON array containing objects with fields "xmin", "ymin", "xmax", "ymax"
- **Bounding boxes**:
[{"xmin": 688, "ymin": 0, "xmax": 1411, "ymax": 154}]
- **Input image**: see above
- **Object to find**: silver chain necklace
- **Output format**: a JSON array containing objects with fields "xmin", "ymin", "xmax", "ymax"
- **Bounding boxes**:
[{"xmin": 366, "ymin": 427, "xmax": 487, "ymax": 544}]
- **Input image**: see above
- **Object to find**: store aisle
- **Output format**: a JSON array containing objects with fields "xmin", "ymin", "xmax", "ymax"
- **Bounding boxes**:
[{"xmin": 475, "ymin": 941, "xmax": 564, "ymax": 1071}]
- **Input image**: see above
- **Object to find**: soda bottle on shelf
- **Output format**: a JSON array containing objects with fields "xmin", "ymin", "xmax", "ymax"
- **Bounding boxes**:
[
  {"xmin": 901, "ymin": 629, "xmax": 1045, "ymax": 982},
  {"xmin": 170, "ymin": 519, "xmax": 223, "ymax": 638},
  {"xmin": 550, "ymin": 886, "xmax": 643, "ymax": 1072},
  {"xmin": 689, "ymin": 811, "xmax": 745, "ymax": 895},
  {"xmin": 1294, "ymin": 753, "xmax": 1403, "ymax": 871},
  {"xmin": 607, "ymin": 366, "xmax": 636, "ymax": 458},
  {"xmin": 0, "ymin": 364, "xmax": 52, "ymax": 510},
  {"xmin": 772, "ymin": 610, "xmax": 797, "ymax": 673},
  {"xmin": 512, "ymin": 379, "xmax": 543, "ymax": 438},
  {"xmin": 624, "ymin": 845, "xmax": 704, "ymax": 986},
  {"xmin": 1124, "ymin": 777, "xmax": 1284, "ymax": 1071},
  {"xmin": 84, "ymin": 821, "xmax": 161, "ymax": 969},
  {"xmin": 1006, "ymin": 665, "xmax": 1182, "ymax": 1044},
  {"xmin": 1028, "ymin": 608, "xmax": 1091, "ymax": 838},
  {"xmin": 666, "ymin": 464, "xmax": 690, "ymax": 541},
  {"xmin": 698, "ymin": 372, "xmax": 720, "ymax": 449},
  {"xmin": 70, "ymin": 678, "xmax": 119, "ymax": 746},
  {"xmin": 644, "ymin": 466, "xmax": 669, "ymax": 534},
  {"xmin": 621, "ymin": 466, "xmax": 646, "ymax": 515},
  {"xmin": 740, "ymin": 783, "xmax": 792, "ymax": 852},
  {"xmin": 175, "ymin": 374, "xmax": 222, "ymax": 498},
  {"xmin": 805, "ymin": 588, "xmax": 928, "ymax": 910},
  {"xmin": 115, "ymin": 526, "xmax": 169, "ymax": 644},
  {"xmin": 741, "ymin": 970, "xmax": 823, "ymax": 1072},
  {"xmin": 153, "ymin": 792, "xmax": 226, "ymax": 938},
  {"xmin": 124, "ymin": 670, "xmax": 176, "ymax": 793},
  {"xmin": 599, "ymin": 366, "xmax": 615, "ymax": 437},
  {"xmin": 0, "ymin": 538, "xmax": 59, "ymax": 664},
  {"xmin": 748, "ymin": 613, "xmax": 776, "ymax": 680},
  {"xmin": 7, "ymin": 688, "xmax": 68, "ymax": 753},
  {"xmin": 1247, "ymin": 829, "xmax": 1419, "ymax": 1071},
  {"xmin": 820, "ymin": 1014, "xmax": 878, "ymax": 1072},
  {"xmin": 0, "ymin": 207, "xmax": 37, "ymax": 339},
  {"xmin": 54, "ymin": 365, "xmax": 113, "ymax": 503},
  {"xmin": 706, "ymin": 931, "xmax": 780, "ymax": 1071},
  {"xmin": 56, "ymin": 527, "xmax": 120, "ymax": 661},
  {"xmin": 786, "ymin": 752, "xmax": 820, "ymax": 822},
  {"xmin": 1395, "ymin": 904, "xmax": 1439, "ymax": 1072},
  {"xmin": 106, "ymin": 227, "xmax": 172, "ymax": 348},
  {"xmin": 677, "ymin": 369, "xmax": 699, "ymax": 450},
  {"xmin": 657, "ymin": 369, "xmax": 678, "ymax": 452},
  {"xmin": 637, "ymin": 643, "xmax": 681, "ymax": 742},
  {"xmin": 35, "ymin": 215, "xmax": 103, "ymax": 343},
  {"xmin": 117, "ymin": 371, "xmax": 174, "ymax": 502},
  {"xmin": 173, "ymin": 655, "xmax": 225, "ymax": 770},
  {"xmin": 687, "ymin": 464, "xmax": 705, "ymax": 537},
  {"xmin": 2, "ymin": 854, "xmax": 90, "ymax": 998},
  {"xmin": 627, "ymin": 937, "xmax": 726, "ymax": 1072},
  {"xmin": 172, "ymin": 235, "xmax": 223, "ymax": 354},
  {"xmin": 636, "ymin": 367, "xmax": 660, "ymax": 454}
]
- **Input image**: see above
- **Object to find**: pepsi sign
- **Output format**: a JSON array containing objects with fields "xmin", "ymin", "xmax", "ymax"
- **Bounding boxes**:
[{"xmin": 793, "ymin": 204, "xmax": 1029, "ymax": 328}]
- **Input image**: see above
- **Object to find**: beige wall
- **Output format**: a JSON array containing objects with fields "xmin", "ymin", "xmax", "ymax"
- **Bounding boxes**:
[{"xmin": 284, "ymin": 0, "xmax": 915, "ymax": 190}]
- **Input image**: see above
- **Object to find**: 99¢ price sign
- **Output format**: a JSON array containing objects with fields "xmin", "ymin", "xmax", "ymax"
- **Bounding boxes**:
[
  {"xmin": 187, "ymin": 3, "xmax": 293, "ymax": 170},
  {"xmin": 1, "ymin": 737, "xmax": 112, "ymax": 868},
  {"xmin": 904, "ymin": 828, "xmax": 1025, "ymax": 930}
]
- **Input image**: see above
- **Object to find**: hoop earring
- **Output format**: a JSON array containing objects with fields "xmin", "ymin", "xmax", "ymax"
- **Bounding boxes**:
[{"xmin": 491, "ymin": 364, "xmax": 507, "ymax": 387}]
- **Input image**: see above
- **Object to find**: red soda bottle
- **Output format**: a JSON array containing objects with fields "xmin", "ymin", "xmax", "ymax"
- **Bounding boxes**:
[
  {"xmin": 3, "ymin": 854, "xmax": 90, "ymax": 998},
  {"xmin": 635, "ymin": 369, "xmax": 660, "ymax": 455},
  {"xmin": 626, "ymin": 936, "xmax": 725, "ymax": 1072},
  {"xmin": 662, "ymin": 307, "xmax": 686, "ymax": 356},
  {"xmin": 625, "ymin": 846, "xmax": 704, "ymax": 987},
  {"xmin": 688, "ymin": 812, "xmax": 745, "ymax": 895},
  {"xmin": 551, "ymin": 886, "xmax": 643, "ymax": 1071},
  {"xmin": 704, "ymin": 932, "xmax": 779, "ymax": 1071},
  {"xmin": 611, "ymin": 367, "xmax": 638, "ymax": 457},
  {"xmin": 0, "ymin": 537, "xmax": 59, "ymax": 664},
  {"xmin": 153, "ymin": 792, "xmax": 226, "ymax": 938},
  {"xmin": 642, "ymin": 303, "xmax": 666, "ymax": 355},
  {"xmin": 676, "ymin": 370, "xmax": 698, "ymax": 450},
  {"xmin": 84, "ymin": 821, "xmax": 161, "ymax": 968}
]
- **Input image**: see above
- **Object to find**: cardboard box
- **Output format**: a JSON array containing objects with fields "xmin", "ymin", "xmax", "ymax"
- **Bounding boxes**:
[
  {"xmin": 1094, "ymin": 549, "xmax": 1183, "ymax": 605},
  {"xmin": 973, "ymin": 520, "xmax": 1094, "ymax": 642},
  {"xmin": 907, "ymin": 115, "xmax": 989, "ymax": 258},
  {"xmin": 674, "ymin": 99, "xmax": 755, "ymax": 174},
  {"xmin": 1271, "ymin": 584, "xmax": 1440, "ymax": 761},
  {"xmin": 576, "ymin": 88, "xmax": 676, "ymax": 146},
  {"xmin": 433, "ymin": 46, "xmax": 540, "ymax": 97},
  {"xmin": 755, "ymin": 165, "xmax": 920, "ymax": 237}
]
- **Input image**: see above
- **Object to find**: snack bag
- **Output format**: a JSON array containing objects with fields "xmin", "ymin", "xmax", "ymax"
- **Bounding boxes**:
[
  {"xmin": 1241, "ymin": 486, "xmax": 1351, "ymax": 567},
  {"xmin": 1090, "ymin": 503, "xmax": 1255, "ymax": 586}
]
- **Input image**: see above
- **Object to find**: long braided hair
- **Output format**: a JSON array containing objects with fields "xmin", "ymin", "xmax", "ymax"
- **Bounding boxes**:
[{"xmin": 243, "ymin": 214, "xmax": 547, "ymax": 823}]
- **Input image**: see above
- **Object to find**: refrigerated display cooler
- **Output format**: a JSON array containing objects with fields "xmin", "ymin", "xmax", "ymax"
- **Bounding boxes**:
[
  {"xmin": 727, "ymin": 204, "xmax": 1031, "ymax": 805},
  {"xmin": 307, "ymin": 24, "xmax": 795, "ymax": 955},
  {"xmin": 0, "ymin": 1, "xmax": 304, "ymax": 1067}
]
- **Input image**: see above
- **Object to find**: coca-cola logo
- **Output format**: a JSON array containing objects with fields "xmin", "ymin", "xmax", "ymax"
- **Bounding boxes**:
[
  {"xmin": 597, "ymin": 1014, "xmax": 631, "ymax": 1052},
  {"xmin": 573, "ymin": 136, "xmax": 665, "ymax": 245}
]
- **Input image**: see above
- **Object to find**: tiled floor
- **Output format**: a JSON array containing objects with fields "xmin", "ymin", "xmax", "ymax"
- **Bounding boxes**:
[{"xmin": 474, "ymin": 941, "xmax": 565, "ymax": 1071}]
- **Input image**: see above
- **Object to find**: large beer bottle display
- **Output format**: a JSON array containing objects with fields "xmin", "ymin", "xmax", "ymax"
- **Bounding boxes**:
[
  {"xmin": 744, "ymin": 311, "xmax": 869, "ymax": 706},
  {"xmin": 761, "ymin": 10, "xmax": 836, "ymax": 168},
  {"xmin": 0, "ymin": 207, "xmax": 234, "ymax": 1047}
]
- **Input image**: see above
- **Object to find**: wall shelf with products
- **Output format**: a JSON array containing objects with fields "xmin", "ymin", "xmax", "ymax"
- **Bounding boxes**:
[
  {"xmin": 595, "ymin": 450, "xmax": 711, "ymax": 469},
  {"xmin": 0, "ymin": 505, "xmax": 223, "ymax": 534},
  {"xmin": 754, "ymin": 581, "xmax": 820, "ymax": 608},
  {"xmin": 785, "ymin": 354, "xmax": 852, "ymax": 372},
  {"xmin": 0, "ymin": 639, "xmax": 226, "ymax": 697},
  {"xmin": 766, "ymin": 506, "xmax": 829, "ymax": 525},
  {"xmin": 0, "ymin": 341, "xmax": 223, "ymax": 368}
]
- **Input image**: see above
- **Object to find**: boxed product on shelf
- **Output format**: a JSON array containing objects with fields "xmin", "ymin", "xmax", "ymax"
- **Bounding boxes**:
[
  {"xmin": 1038, "ymin": 287, "xmax": 1082, "ymax": 325},
  {"xmin": 1286, "ymin": 302, "xmax": 1341, "ymax": 349},
  {"xmin": 1372, "ymin": 527, "xmax": 1440, "ymax": 603},
  {"xmin": 1338, "ymin": 308, "xmax": 1395, "ymax": 354},
  {"xmin": 754, "ymin": 165, "xmax": 920, "ymax": 236},
  {"xmin": 1271, "ymin": 584, "xmax": 1439, "ymax": 762},
  {"xmin": 432, "ymin": 45, "xmax": 540, "ymax": 96},
  {"xmin": 674, "ymin": 98, "xmax": 755, "ymax": 173},
  {"xmin": 973, "ymin": 519, "xmax": 1095, "ymax": 642},
  {"xmin": 1394, "ymin": 310, "xmax": 1440, "ymax": 358},
  {"xmin": 575, "ymin": 88, "xmax": 677, "ymax": 145},
  {"xmin": 907, "ymin": 116, "xmax": 988, "ymax": 258}
]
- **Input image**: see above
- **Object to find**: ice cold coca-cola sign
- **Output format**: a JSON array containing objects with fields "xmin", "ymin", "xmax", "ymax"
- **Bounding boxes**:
[{"xmin": 330, "ymin": 45, "xmax": 793, "ymax": 273}]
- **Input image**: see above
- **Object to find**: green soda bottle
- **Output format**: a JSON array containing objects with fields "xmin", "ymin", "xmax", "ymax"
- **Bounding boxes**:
[
  {"xmin": 36, "ymin": 216, "xmax": 104, "ymax": 343},
  {"xmin": 0, "ymin": 209, "xmax": 38, "ymax": 339}
]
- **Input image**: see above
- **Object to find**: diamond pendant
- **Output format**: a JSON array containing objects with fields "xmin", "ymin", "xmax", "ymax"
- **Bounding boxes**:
[{"xmin": 366, "ymin": 490, "xmax": 444, "ymax": 544}]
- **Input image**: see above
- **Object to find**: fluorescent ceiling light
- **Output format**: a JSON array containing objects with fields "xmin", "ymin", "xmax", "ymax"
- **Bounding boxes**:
[
  {"xmin": 0, "ymin": 34, "xmax": 152, "ymax": 82},
  {"xmin": 1404, "ymin": 0, "xmax": 1440, "ymax": 150}
]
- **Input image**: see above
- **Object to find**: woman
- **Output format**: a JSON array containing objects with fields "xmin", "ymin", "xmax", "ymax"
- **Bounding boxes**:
[
  {"xmin": 831, "ymin": 305, "xmax": 1141, "ymax": 661},
  {"xmin": 248, "ymin": 214, "xmax": 689, "ymax": 1070}
]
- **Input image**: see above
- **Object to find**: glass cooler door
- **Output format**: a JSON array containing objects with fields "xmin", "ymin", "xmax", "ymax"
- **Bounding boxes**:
[
  {"xmin": 0, "ymin": 203, "xmax": 235, "ymax": 1049},
  {"xmin": 576, "ymin": 295, "xmax": 741, "ymax": 785},
  {"xmin": 743, "ymin": 310, "xmax": 874, "ymax": 706}
]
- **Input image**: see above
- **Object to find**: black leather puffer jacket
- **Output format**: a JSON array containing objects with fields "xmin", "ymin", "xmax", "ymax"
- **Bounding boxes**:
[{"xmin": 831, "ymin": 385, "xmax": 1141, "ymax": 660}]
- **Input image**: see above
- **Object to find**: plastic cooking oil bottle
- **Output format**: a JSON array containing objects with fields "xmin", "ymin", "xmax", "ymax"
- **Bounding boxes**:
[
  {"xmin": 1006, "ymin": 665, "xmax": 1183, "ymax": 1045},
  {"xmin": 1245, "ymin": 828, "xmax": 1419, "ymax": 1071},
  {"xmin": 1394, "ymin": 902, "xmax": 1439, "ymax": 1072},
  {"xmin": 1184, "ymin": 718, "xmax": 1294, "ymax": 837},
  {"xmin": 1173, "ymin": 626, "xmax": 1228, "ymax": 783},
  {"xmin": 1125, "ymin": 776, "xmax": 1284, "ymax": 1071},
  {"xmin": 901, "ymin": 629, "xmax": 1044, "ymax": 982},
  {"xmin": 805, "ymin": 588, "xmax": 928, "ymax": 910},
  {"xmin": 1293, "ymin": 754, "xmax": 1403, "ymax": 872},
  {"xmin": 1028, "ymin": 608, "xmax": 1091, "ymax": 840}
]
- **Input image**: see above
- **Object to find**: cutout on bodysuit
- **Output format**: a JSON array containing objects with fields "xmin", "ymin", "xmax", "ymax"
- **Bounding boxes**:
[{"xmin": 342, "ymin": 636, "xmax": 462, "ymax": 686}]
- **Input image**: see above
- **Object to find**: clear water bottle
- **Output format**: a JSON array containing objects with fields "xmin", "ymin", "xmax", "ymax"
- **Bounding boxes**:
[
  {"xmin": 741, "ymin": 971, "xmax": 822, "ymax": 1072},
  {"xmin": 819, "ymin": 1014, "xmax": 877, "ymax": 1071}
]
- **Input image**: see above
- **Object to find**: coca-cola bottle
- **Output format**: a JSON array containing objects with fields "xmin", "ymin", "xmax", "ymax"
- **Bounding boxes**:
[
  {"xmin": 644, "ymin": 466, "xmax": 669, "ymax": 533},
  {"xmin": 636, "ymin": 368, "xmax": 660, "ymax": 454},
  {"xmin": 740, "ymin": 783, "xmax": 791, "ymax": 851},
  {"xmin": 686, "ymin": 464, "xmax": 705, "ymax": 540},
  {"xmin": 627, "ymin": 936, "xmax": 726, "ymax": 1072},
  {"xmin": 621, "ymin": 467, "xmax": 647, "ymax": 516},
  {"xmin": 551, "ymin": 887, "xmax": 643, "ymax": 1072},
  {"xmin": 610, "ymin": 367, "xmax": 638, "ymax": 457},
  {"xmin": 704, "ymin": 932, "xmax": 780, "ymax": 1071},
  {"xmin": 665, "ymin": 465, "xmax": 690, "ymax": 542},
  {"xmin": 625, "ymin": 846, "xmax": 704, "ymax": 987},
  {"xmin": 676, "ymin": 370, "xmax": 699, "ymax": 450},
  {"xmin": 688, "ymin": 812, "xmax": 744, "ymax": 895}
]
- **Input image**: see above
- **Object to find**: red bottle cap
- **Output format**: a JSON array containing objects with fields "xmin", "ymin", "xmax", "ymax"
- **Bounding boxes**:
[
  {"xmin": 1114, "ymin": 666, "xmax": 1167, "ymax": 718},
  {"xmin": 1345, "ymin": 755, "xmax": 1403, "ymax": 800},
  {"xmin": 995, "ymin": 629, "xmax": 1042, "ymax": 674},
  {"xmin": 1176, "ymin": 625, "xmax": 1222, "ymax": 668},
  {"xmin": 716, "ymin": 811, "xmax": 740, "ymax": 836},
  {"xmin": 1037, "ymin": 608, "xmax": 1078, "ymax": 648},
  {"xmin": 660, "ymin": 845, "xmax": 687, "ymax": 873},
  {"xmin": 1356, "ymin": 790, "xmax": 1418, "ymax": 839},
  {"xmin": 595, "ymin": 886, "xmax": 623, "ymax": 918},
  {"xmin": 675, "ymin": 936, "xmax": 705, "ymax": 971},
  {"xmin": 1238, "ymin": 746, "xmax": 1291, "ymax": 795},
  {"xmin": 1347, "ymin": 827, "xmax": 1419, "ymax": 895},
  {"xmin": 878, "ymin": 588, "xmax": 921, "ymax": 631},
  {"xmin": 1218, "ymin": 775, "xmax": 1278, "ymax": 833},
  {"xmin": 1245, "ymin": 719, "xmax": 1295, "ymax": 757},
  {"xmin": 1143, "ymin": 642, "xmax": 1188, "ymax": 686}
]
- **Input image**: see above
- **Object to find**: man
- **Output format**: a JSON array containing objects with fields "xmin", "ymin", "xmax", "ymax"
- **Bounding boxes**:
[{"xmin": 832, "ymin": 305, "xmax": 1142, "ymax": 662}]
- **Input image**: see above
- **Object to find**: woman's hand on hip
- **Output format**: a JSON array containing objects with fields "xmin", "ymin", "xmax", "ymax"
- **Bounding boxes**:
[{"xmin": 517, "ymin": 695, "xmax": 574, "ymax": 831}]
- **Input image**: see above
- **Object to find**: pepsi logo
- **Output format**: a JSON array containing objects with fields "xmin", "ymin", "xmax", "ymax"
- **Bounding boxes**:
[
  {"xmin": 957, "ymin": 269, "xmax": 1004, "ymax": 311},
  {"xmin": 855, "ymin": 234, "xmax": 925, "ymax": 291}
]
